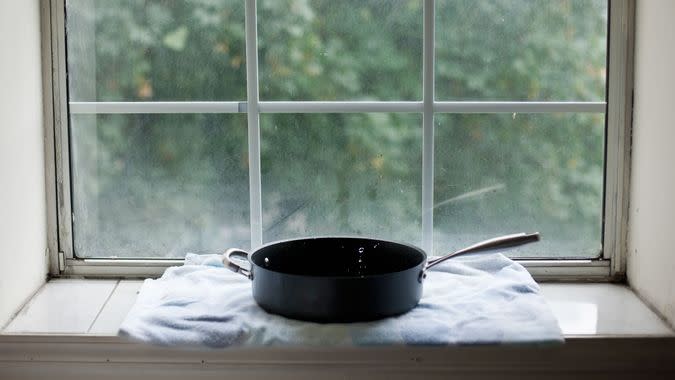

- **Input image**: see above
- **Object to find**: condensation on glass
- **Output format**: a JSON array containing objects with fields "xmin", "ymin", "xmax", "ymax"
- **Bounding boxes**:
[
  {"xmin": 64, "ymin": 0, "xmax": 609, "ymax": 260},
  {"xmin": 260, "ymin": 113, "xmax": 423, "ymax": 245},
  {"xmin": 257, "ymin": 0, "xmax": 423, "ymax": 100},
  {"xmin": 70, "ymin": 114, "xmax": 250, "ymax": 257},
  {"xmin": 66, "ymin": 0, "xmax": 246, "ymax": 101},
  {"xmin": 433, "ymin": 113, "xmax": 605, "ymax": 258},
  {"xmin": 435, "ymin": 0, "xmax": 608, "ymax": 101}
]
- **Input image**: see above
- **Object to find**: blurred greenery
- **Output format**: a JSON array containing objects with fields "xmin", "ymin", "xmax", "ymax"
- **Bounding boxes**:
[{"xmin": 66, "ymin": 0, "xmax": 607, "ymax": 258}]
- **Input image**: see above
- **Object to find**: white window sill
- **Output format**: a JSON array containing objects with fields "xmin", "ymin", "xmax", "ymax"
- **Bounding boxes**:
[
  {"xmin": 0, "ymin": 281, "xmax": 673, "ymax": 378},
  {"xmin": 2, "ymin": 281, "xmax": 672, "ymax": 337}
]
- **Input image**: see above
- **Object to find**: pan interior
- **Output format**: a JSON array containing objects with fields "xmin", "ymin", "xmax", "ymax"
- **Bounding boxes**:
[{"xmin": 251, "ymin": 237, "xmax": 426, "ymax": 277}]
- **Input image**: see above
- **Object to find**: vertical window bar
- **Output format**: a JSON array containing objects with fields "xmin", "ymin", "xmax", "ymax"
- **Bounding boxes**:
[
  {"xmin": 604, "ymin": 0, "xmax": 635, "ymax": 275},
  {"xmin": 422, "ymin": 0, "xmax": 435, "ymax": 254},
  {"xmin": 245, "ymin": 0, "xmax": 263, "ymax": 249},
  {"xmin": 53, "ymin": 0, "xmax": 74, "ymax": 261}
]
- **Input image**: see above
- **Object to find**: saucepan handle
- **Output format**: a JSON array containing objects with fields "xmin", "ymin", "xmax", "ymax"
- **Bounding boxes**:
[
  {"xmin": 419, "ymin": 232, "xmax": 540, "ymax": 282},
  {"xmin": 223, "ymin": 248, "xmax": 253, "ymax": 279}
]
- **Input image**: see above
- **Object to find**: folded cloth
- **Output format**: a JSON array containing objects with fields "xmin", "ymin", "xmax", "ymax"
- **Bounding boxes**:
[{"xmin": 118, "ymin": 252, "xmax": 563, "ymax": 348}]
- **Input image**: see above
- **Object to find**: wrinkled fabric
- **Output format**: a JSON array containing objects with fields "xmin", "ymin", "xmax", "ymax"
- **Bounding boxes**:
[{"xmin": 119, "ymin": 253, "xmax": 563, "ymax": 348}]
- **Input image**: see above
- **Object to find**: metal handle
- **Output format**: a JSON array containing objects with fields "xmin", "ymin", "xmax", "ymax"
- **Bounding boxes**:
[
  {"xmin": 421, "ymin": 232, "xmax": 540, "ymax": 280},
  {"xmin": 223, "ymin": 248, "xmax": 253, "ymax": 279}
]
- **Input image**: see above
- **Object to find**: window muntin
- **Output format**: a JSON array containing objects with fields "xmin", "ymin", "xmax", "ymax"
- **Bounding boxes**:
[{"xmin": 63, "ymin": 0, "xmax": 609, "ymax": 260}]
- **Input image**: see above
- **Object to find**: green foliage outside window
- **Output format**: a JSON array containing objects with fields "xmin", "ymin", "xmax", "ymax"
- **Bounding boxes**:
[{"xmin": 66, "ymin": 0, "xmax": 607, "ymax": 258}]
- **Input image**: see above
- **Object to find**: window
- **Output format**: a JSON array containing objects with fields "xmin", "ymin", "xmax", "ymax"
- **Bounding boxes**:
[{"xmin": 48, "ymin": 0, "xmax": 632, "ymax": 278}]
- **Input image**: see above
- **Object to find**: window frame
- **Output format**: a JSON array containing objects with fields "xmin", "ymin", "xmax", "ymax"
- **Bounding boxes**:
[{"xmin": 41, "ymin": 0, "xmax": 635, "ymax": 280}]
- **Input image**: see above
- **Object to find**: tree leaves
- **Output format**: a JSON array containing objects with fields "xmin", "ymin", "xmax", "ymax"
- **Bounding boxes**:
[{"xmin": 67, "ymin": 0, "xmax": 607, "ymax": 257}]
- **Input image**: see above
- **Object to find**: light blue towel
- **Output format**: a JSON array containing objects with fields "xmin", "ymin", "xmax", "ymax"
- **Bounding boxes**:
[{"xmin": 119, "ymin": 253, "xmax": 563, "ymax": 347}]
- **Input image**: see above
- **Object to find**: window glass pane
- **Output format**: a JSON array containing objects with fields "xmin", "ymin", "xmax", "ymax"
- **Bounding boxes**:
[
  {"xmin": 71, "ymin": 114, "xmax": 250, "ymax": 258},
  {"xmin": 258, "ymin": 0, "xmax": 422, "ymax": 100},
  {"xmin": 435, "ymin": 0, "xmax": 608, "ymax": 101},
  {"xmin": 433, "ymin": 113, "xmax": 604, "ymax": 258},
  {"xmin": 66, "ymin": 0, "xmax": 246, "ymax": 101},
  {"xmin": 261, "ymin": 114, "xmax": 422, "ymax": 244}
]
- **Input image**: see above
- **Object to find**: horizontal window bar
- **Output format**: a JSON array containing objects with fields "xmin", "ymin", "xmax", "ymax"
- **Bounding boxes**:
[
  {"xmin": 258, "ymin": 101, "xmax": 423, "ymax": 113},
  {"xmin": 62, "ymin": 258, "xmax": 610, "ymax": 281},
  {"xmin": 434, "ymin": 101, "xmax": 606, "ymax": 113},
  {"xmin": 69, "ymin": 101, "xmax": 606, "ymax": 115},
  {"xmin": 69, "ymin": 101, "xmax": 242, "ymax": 114}
]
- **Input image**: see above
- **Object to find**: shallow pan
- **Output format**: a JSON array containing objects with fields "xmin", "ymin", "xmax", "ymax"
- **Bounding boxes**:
[{"xmin": 224, "ymin": 232, "xmax": 539, "ymax": 322}]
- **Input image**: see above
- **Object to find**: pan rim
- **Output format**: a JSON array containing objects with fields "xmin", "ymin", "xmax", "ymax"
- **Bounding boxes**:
[{"xmin": 248, "ymin": 235, "xmax": 427, "ymax": 280}]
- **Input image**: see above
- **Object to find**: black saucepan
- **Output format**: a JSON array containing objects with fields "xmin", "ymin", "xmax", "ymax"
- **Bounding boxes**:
[{"xmin": 223, "ymin": 232, "xmax": 539, "ymax": 323}]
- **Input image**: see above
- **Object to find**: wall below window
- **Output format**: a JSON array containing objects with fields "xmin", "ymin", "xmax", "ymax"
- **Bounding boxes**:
[
  {"xmin": 628, "ymin": 0, "xmax": 675, "ymax": 327},
  {"xmin": 0, "ymin": 0, "xmax": 48, "ymax": 327}
]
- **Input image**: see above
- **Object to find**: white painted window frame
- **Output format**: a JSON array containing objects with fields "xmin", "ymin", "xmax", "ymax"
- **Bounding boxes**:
[{"xmin": 41, "ymin": 0, "xmax": 635, "ymax": 281}]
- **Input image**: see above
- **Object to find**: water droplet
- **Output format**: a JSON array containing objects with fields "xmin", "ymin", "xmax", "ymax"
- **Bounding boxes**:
[
  {"xmin": 358, "ymin": 258, "xmax": 362, "ymax": 263},
  {"xmin": 264, "ymin": 257, "xmax": 269, "ymax": 266},
  {"xmin": 358, "ymin": 247, "xmax": 364, "ymax": 254}
]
